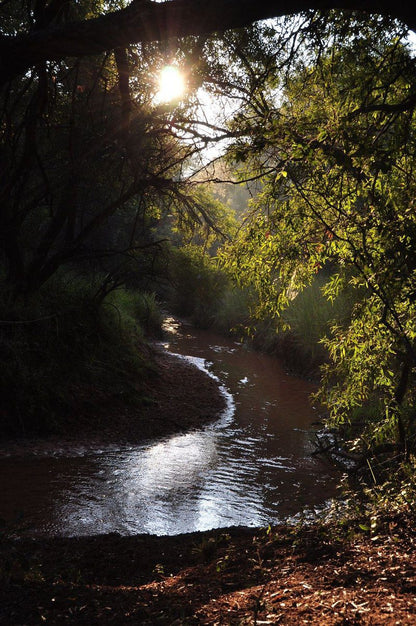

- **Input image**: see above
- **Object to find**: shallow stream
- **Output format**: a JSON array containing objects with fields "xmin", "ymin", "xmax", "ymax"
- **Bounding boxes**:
[{"xmin": 0, "ymin": 321, "xmax": 339, "ymax": 536}]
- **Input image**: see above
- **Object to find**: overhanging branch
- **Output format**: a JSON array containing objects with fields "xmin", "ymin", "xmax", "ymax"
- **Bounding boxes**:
[{"xmin": 1, "ymin": 0, "xmax": 416, "ymax": 84}]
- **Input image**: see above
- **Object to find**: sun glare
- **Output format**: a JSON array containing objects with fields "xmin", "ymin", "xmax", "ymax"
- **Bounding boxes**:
[{"xmin": 156, "ymin": 65, "xmax": 185, "ymax": 103}]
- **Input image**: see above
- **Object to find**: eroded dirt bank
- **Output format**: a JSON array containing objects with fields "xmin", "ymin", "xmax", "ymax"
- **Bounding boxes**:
[
  {"xmin": 0, "ymin": 349, "xmax": 227, "ymax": 452},
  {"xmin": 95, "ymin": 349, "xmax": 228, "ymax": 443}
]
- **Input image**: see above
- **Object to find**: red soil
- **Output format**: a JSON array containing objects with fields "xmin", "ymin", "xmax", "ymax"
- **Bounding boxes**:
[{"xmin": 1, "ymin": 350, "xmax": 415, "ymax": 624}]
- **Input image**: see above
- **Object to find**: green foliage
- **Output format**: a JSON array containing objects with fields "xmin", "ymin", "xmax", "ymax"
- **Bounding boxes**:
[
  {"xmin": 105, "ymin": 289, "xmax": 163, "ymax": 338},
  {"xmin": 168, "ymin": 244, "xmax": 229, "ymax": 328},
  {"xmin": 326, "ymin": 462, "xmax": 416, "ymax": 532},
  {"xmin": 169, "ymin": 185, "xmax": 239, "ymax": 251},
  {"xmin": 220, "ymin": 17, "xmax": 416, "ymax": 462},
  {"xmin": 0, "ymin": 272, "xmax": 159, "ymax": 437},
  {"xmin": 212, "ymin": 286, "xmax": 253, "ymax": 336},
  {"xmin": 282, "ymin": 273, "xmax": 356, "ymax": 371}
]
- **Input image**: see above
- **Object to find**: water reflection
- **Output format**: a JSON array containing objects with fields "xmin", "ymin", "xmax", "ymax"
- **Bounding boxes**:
[{"xmin": 0, "ymin": 326, "xmax": 339, "ymax": 536}]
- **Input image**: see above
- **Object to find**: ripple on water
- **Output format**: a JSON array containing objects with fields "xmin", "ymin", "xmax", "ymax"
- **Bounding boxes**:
[{"xmin": 0, "ymin": 329, "xmax": 339, "ymax": 537}]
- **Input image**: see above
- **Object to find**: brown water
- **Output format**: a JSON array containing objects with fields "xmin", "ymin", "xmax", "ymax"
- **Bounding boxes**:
[{"xmin": 0, "ymin": 321, "xmax": 339, "ymax": 537}]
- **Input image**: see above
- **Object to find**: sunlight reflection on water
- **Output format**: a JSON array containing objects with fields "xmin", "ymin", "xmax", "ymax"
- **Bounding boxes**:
[{"xmin": 0, "ymin": 326, "xmax": 339, "ymax": 537}]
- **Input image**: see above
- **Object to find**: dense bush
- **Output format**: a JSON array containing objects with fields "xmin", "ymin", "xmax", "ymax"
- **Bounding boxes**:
[
  {"xmin": 168, "ymin": 244, "xmax": 228, "ymax": 328},
  {"xmin": 0, "ymin": 272, "xmax": 162, "ymax": 437}
]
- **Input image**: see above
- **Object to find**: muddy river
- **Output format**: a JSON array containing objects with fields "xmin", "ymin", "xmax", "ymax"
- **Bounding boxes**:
[{"xmin": 0, "ymin": 321, "xmax": 339, "ymax": 536}]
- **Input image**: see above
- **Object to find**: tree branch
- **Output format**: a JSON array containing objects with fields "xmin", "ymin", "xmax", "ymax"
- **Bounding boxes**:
[{"xmin": 1, "ymin": 0, "xmax": 415, "ymax": 85}]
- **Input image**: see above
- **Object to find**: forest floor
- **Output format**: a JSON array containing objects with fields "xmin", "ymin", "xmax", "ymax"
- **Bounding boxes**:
[
  {"xmin": 1, "ymin": 512, "xmax": 416, "ymax": 624},
  {"xmin": 1, "ymin": 350, "xmax": 416, "ymax": 624}
]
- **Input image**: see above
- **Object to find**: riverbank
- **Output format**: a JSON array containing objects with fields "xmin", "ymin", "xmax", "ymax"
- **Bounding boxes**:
[
  {"xmin": 0, "ymin": 348, "xmax": 227, "ymax": 451},
  {"xmin": 2, "ymin": 337, "xmax": 416, "ymax": 623},
  {"xmin": 72, "ymin": 348, "xmax": 228, "ymax": 444},
  {"xmin": 1, "ymin": 510, "xmax": 415, "ymax": 624}
]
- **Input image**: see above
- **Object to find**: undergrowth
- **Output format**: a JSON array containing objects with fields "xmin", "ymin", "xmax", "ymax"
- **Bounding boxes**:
[
  {"xmin": 247, "ymin": 274, "xmax": 356, "ymax": 376},
  {"xmin": 0, "ymin": 272, "xmax": 162, "ymax": 437},
  {"xmin": 168, "ymin": 244, "xmax": 357, "ymax": 377}
]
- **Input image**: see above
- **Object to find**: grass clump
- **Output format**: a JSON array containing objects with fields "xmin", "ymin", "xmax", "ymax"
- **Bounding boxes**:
[
  {"xmin": 283, "ymin": 275, "xmax": 354, "ymax": 352},
  {"xmin": 212, "ymin": 287, "xmax": 252, "ymax": 336},
  {"xmin": 254, "ymin": 274, "xmax": 356, "ymax": 376},
  {"xmin": 168, "ymin": 244, "xmax": 228, "ymax": 328}
]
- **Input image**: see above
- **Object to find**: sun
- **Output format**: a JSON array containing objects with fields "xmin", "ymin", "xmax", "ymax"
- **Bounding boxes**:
[{"xmin": 156, "ymin": 65, "xmax": 186, "ymax": 103}]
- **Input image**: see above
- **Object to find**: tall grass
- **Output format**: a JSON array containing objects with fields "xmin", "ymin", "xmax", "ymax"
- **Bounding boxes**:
[
  {"xmin": 105, "ymin": 289, "xmax": 163, "ymax": 338},
  {"xmin": 167, "ymin": 244, "xmax": 256, "ymax": 333},
  {"xmin": 269, "ymin": 274, "xmax": 355, "ymax": 375},
  {"xmin": 283, "ymin": 275, "xmax": 354, "ymax": 360},
  {"xmin": 167, "ymin": 242, "xmax": 358, "ymax": 377},
  {"xmin": 0, "ymin": 272, "xmax": 162, "ymax": 437},
  {"xmin": 168, "ymin": 245, "xmax": 228, "ymax": 328},
  {"xmin": 240, "ymin": 273, "xmax": 357, "ymax": 376},
  {"xmin": 212, "ymin": 287, "xmax": 252, "ymax": 336},
  {"xmin": 285, "ymin": 274, "xmax": 353, "ymax": 337}
]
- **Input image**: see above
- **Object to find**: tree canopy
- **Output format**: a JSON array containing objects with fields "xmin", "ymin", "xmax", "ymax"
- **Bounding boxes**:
[
  {"xmin": 216, "ymin": 15, "xmax": 416, "ymax": 465},
  {"xmin": 2, "ymin": 0, "xmax": 416, "ymax": 483},
  {"xmin": 1, "ymin": 0, "xmax": 416, "ymax": 85}
]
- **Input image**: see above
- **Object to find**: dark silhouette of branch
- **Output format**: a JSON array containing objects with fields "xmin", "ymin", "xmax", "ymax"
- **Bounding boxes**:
[
  {"xmin": 348, "ymin": 93, "xmax": 416, "ymax": 117},
  {"xmin": 1, "ymin": 0, "xmax": 416, "ymax": 85}
]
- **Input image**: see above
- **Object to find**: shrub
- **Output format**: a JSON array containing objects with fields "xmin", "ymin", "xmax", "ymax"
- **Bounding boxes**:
[
  {"xmin": 0, "ymin": 272, "xmax": 157, "ymax": 437},
  {"xmin": 168, "ymin": 245, "xmax": 228, "ymax": 328}
]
